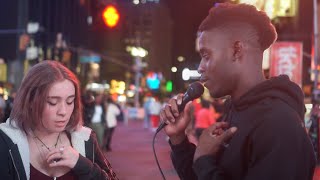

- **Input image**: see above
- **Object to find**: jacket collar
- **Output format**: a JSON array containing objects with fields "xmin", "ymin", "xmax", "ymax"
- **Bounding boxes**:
[{"xmin": 71, "ymin": 126, "xmax": 92, "ymax": 157}]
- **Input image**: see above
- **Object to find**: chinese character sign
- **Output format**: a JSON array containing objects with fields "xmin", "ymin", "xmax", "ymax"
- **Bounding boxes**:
[{"xmin": 270, "ymin": 42, "xmax": 303, "ymax": 87}]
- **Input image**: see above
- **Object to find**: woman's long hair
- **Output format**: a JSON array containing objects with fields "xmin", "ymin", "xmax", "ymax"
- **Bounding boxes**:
[{"xmin": 10, "ymin": 60, "xmax": 83, "ymax": 132}]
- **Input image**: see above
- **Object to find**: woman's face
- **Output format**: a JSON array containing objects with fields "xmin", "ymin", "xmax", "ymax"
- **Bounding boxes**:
[{"xmin": 37, "ymin": 79, "xmax": 75, "ymax": 133}]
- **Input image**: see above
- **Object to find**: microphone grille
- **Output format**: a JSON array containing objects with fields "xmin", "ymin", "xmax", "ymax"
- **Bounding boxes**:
[{"xmin": 187, "ymin": 81, "xmax": 204, "ymax": 99}]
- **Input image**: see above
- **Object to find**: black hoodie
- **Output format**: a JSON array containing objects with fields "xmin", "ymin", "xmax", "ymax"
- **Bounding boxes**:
[{"xmin": 170, "ymin": 75, "xmax": 316, "ymax": 180}]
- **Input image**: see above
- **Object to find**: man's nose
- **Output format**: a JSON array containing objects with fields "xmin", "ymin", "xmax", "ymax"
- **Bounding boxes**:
[{"xmin": 198, "ymin": 65, "xmax": 204, "ymax": 74}]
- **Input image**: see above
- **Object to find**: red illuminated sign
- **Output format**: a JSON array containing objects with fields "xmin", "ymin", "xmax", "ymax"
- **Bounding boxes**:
[{"xmin": 270, "ymin": 41, "xmax": 303, "ymax": 87}]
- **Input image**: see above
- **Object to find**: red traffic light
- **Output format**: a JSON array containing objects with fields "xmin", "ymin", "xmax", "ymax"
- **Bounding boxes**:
[{"xmin": 102, "ymin": 5, "xmax": 120, "ymax": 28}]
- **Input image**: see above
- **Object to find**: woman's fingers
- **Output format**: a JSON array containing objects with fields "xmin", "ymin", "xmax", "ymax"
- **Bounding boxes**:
[
  {"xmin": 46, "ymin": 146, "xmax": 79, "ymax": 168},
  {"xmin": 46, "ymin": 146, "xmax": 64, "ymax": 164}
]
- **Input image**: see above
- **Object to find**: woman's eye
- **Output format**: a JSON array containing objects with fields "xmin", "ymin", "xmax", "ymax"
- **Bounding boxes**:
[
  {"xmin": 47, "ymin": 101, "xmax": 57, "ymax": 106},
  {"xmin": 67, "ymin": 100, "xmax": 74, "ymax": 105}
]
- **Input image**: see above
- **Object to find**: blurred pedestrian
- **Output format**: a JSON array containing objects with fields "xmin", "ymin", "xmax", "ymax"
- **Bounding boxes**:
[
  {"xmin": 103, "ymin": 97, "xmax": 120, "ymax": 151},
  {"xmin": 308, "ymin": 104, "xmax": 320, "ymax": 159},
  {"xmin": 149, "ymin": 96, "xmax": 162, "ymax": 132},
  {"xmin": 143, "ymin": 95, "xmax": 152, "ymax": 129},
  {"xmin": 194, "ymin": 99, "xmax": 216, "ymax": 139},
  {"xmin": 115, "ymin": 102, "xmax": 124, "ymax": 122},
  {"xmin": 186, "ymin": 98, "xmax": 202, "ymax": 135},
  {"xmin": 89, "ymin": 93, "xmax": 105, "ymax": 147},
  {"xmin": 0, "ymin": 60, "xmax": 118, "ymax": 179},
  {"xmin": 0, "ymin": 94, "xmax": 6, "ymax": 122},
  {"xmin": 81, "ymin": 90, "xmax": 95, "ymax": 127},
  {"xmin": 160, "ymin": 3, "xmax": 315, "ymax": 180},
  {"xmin": 2, "ymin": 90, "xmax": 16, "ymax": 123}
]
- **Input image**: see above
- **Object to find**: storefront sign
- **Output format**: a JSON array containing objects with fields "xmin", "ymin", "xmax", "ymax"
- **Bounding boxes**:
[
  {"xmin": 0, "ymin": 64, "xmax": 7, "ymax": 82},
  {"xmin": 239, "ymin": 0, "xmax": 297, "ymax": 19},
  {"xmin": 270, "ymin": 41, "xmax": 303, "ymax": 87}
]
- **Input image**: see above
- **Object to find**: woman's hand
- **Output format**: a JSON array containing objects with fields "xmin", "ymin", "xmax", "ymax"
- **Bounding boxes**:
[{"xmin": 46, "ymin": 146, "xmax": 80, "ymax": 169}]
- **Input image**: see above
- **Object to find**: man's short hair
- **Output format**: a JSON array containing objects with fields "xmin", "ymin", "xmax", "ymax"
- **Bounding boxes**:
[{"xmin": 198, "ymin": 3, "xmax": 277, "ymax": 51}]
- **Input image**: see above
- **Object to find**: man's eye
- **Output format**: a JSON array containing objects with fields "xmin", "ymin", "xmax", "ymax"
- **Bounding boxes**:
[{"xmin": 202, "ymin": 54, "xmax": 209, "ymax": 60}]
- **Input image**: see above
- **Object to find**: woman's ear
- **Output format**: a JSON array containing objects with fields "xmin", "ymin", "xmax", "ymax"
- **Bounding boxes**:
[{"xmin": 233, "ymin": 41, "xmax": 243, "ymax": 61}]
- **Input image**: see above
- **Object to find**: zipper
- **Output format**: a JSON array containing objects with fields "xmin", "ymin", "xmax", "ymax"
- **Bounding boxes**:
[{"xmin": 9, "ymin": 149, "xmax": 21, "ymax": 180}]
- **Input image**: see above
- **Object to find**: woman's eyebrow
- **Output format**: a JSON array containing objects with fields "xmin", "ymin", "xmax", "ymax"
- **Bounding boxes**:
[{"xmin": 47, "ymin": 95, "xmax": 75, "ymax": 99}]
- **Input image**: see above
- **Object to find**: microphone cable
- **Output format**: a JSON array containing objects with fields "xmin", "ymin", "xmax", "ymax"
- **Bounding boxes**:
[
  {"xmin": 152, "ymin": 81, "xmax": 204, "ymax": 180},
  {"xmin": 152, "ymin": 127, "xmax": 167, "ymax": 180}
]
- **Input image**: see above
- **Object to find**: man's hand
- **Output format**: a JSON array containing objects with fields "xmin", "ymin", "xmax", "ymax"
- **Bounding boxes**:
[
  {"xmin": 160, "ymin": 94, "xmax": 193, "ymax": 145},
  {"xmin": 194, "ymin": 122, "xmax": 237, "ymax": 162}
]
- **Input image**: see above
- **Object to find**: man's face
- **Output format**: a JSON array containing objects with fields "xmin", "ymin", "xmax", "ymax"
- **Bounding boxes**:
[
  {"xmin": 198, "ymin": 30, "xmax": 237, "ymax": 98},
  {"xmin": 38, "ymin": 79, "xmax": 75, "ymax": 133}
]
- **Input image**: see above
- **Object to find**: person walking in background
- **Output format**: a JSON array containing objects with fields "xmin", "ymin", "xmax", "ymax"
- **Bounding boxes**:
[
  {"xmin": 89, "ymin": 93, "xmax": 105, "ymax": 147},
  {"xmin": 115, "ymin": 102, "xmax": 124, "ymax": 123},
  {"xmin": 0, "ymin": 94, "xmax": 6, "ymax": 122},
  {"xmin": 194, "ymin": 99, "xmax": 216, "ymax": 140},
  {"xmin": 0, "ymin": 60, "xmax": 118, "ymax": 179},
  {"xmin": 160, "ymin": 3, "xmax": 315, "ymax": 180},
  {"xmin": 2, "ymin": 90, "xmax": 16, "ymax": 123},
  {"xmin": 149, "ymin": 96, "xmax": 162, "ymax": 132},
  {"xmin": 143, "ymin": 94, "xmax": 152, "ymax": 129},
  {"xmin": 81, "ymin": 90, "xmax": 95, "ymax": 127},
  {"xmin": 308, "ymin": 104, "xmax": 320, "ymax": 158},
  {"xmin": 104, "ymin": 97, "xmax": 120, "ymax": 152}
]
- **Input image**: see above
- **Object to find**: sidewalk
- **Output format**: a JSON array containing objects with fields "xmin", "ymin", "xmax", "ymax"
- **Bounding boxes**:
[
  {"xmin": 104, "ymin": 120, "xmax": 320, "ymax": 180},
  {"xmin": 105, "ymin": 120, "xmax": 179, "ymax": 180}
]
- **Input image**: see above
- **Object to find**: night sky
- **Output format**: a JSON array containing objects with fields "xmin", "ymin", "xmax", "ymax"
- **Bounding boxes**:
[
  {"xmin": 0, "ymin": 0, "xmax": 314, "ymax": 91},
  {"xmin": 0, "ymin": 0, "xmax": 215, "ymax": 64},
  {"xmin": 164, "ymin": 0, "xmax": 214, "ymax": 66}
]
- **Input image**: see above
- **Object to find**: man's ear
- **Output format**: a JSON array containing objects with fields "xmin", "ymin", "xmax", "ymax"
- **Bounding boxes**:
[{"xmin": 233, "ymin": 41, "xmax": 243, "ymax": 60}]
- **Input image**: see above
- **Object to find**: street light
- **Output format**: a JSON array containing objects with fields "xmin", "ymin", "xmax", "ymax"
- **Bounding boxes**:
[
  {"xmin": 313, "ymin": 0, "xmax": 319, "ymax": 101},
  {"xmin": 127, "ymin": 46, "xmax": 148, "ymax": 107},
  {"xmin": 127, "ymin": 46, "xmax": 148, "ymax": 57},
  {"xmin": 102, "ymin": 5, "xmax": 120, "ymax": 28},
  {"xmin": 171, "ymin": 66, "xmax": 177, "ymax": 72},
  {"xmin": 131, "ymin": 47, "xmax": 148, "ymax": 57}
]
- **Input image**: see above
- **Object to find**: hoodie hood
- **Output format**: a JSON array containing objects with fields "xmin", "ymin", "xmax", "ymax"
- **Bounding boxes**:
[{"xmin": 233, "ymin": 75, "xmax": 305, "ymax": 119}]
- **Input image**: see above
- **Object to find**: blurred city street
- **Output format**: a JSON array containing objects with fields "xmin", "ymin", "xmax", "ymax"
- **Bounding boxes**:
[
  {"xmin": 0, "ymin": 0, "xmax": 320, "ymax": 179},
  {"xmin": 105, "ymin": 119, "xmax": 320, "ymax": 180},
  {"xmin": 105, "ymin": 120, "xmax": 179, "ymax": 180}
]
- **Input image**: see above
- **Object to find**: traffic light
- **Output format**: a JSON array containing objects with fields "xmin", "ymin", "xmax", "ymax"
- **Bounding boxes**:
[{"xmin": 102, "ymin": 5, "xmax": 120, "ymax": 28}]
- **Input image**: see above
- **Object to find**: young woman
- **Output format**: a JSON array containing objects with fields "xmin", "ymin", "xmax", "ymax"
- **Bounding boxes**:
[{"xmin": 0, "ymin": 60, "xmax": 118, "ymax": 180}]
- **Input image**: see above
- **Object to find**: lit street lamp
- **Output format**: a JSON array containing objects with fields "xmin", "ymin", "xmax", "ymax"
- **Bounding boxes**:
[
  {"xmin": 313, "ymin": 0, "xmax": 319, "ymax": 101},
  {"xmin": 127, "ymin": 46, "xmax": 148, "ymax": 107}
]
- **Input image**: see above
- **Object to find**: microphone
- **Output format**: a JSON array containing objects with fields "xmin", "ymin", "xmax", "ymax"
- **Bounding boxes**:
[{"xmin": 156, "ymin": 81, "xmax": 204, "ymax": 133}]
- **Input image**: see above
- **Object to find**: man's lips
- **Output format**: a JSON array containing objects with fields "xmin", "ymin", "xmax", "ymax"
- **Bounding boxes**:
[{"xmin": 200, "ymin": 76, "xmax": 209, "ymax": 83}]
